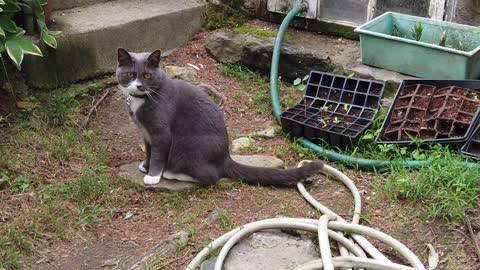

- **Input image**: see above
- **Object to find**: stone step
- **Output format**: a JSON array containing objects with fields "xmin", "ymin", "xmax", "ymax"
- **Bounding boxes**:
[
  {"xmin": 53, "ymin": 0, "xmax": 115, "ymax": 11},
  {"xmin": 24, "ymin": 0, "xmax": 206, "ymax": 87}
]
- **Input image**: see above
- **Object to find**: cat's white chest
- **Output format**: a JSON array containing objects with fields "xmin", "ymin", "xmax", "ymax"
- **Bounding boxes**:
[
  {"xmin": 126, "ymin": 96, "xmax": 151, "ymax": 144},
  {"xmin": 127, "ymin": 96, "xmax": 145, "ymax": 114}
]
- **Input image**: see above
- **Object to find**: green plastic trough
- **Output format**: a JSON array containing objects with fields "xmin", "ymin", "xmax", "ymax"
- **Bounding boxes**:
[{"xmin": 354, "ymin": 12, "xmax": 480, "ymax": 80}]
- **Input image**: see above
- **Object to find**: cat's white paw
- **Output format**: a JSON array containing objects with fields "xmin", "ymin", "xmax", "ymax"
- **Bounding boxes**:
[
  {"xmin": 144, "ymin": 174, "xmax": 161, "ymax": 185},
  {"xmin": 138, "ymin": 161, "xmax": 148, "ymax": 173}
]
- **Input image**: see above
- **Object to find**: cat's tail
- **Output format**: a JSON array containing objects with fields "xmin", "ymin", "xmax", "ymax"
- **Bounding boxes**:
[{"xmin": 222, "ymin": 157, "xmax": 324, "ymax": 187}]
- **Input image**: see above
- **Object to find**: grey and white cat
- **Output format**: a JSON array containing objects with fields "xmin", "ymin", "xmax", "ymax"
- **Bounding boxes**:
[{"xmin": 116, "ymin": 48, "xmax": 323, "ymax": 186}]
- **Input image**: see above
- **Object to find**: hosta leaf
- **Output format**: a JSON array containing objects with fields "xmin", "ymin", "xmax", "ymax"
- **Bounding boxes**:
[
  {"xmin": 5, "ymin": 37, "xmax": 24, "ymax": 69},
  {"xmin": 293, "ymin": 78, "xmax": 301, "ymax": 86},
  {"xmin": 303, "ymin": 74, "xmax": 310, "ymax": 81},
  {"xmin": 0, "ymin": 27, "xmax": 4, "ymax": 37},
  {"xmin": 41, "ymin": 30, "xmax": 57, "ymax": 48},
  {"xmin": 2, "ymin": 1, "xmax": 21, "ymax": 12},
  {"xmin": 0, "ymin": 15, "xmax": 18, "ymax": 33},
  {"xmin": 18, "ymin": 37, "xmax": 42, "ymax": 56}
]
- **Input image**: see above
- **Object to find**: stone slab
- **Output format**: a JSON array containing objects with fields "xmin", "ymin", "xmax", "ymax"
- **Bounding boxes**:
[
  {"xmin": 24, "ymin": 0, "xmax": 206, "ymax": 87},
  {"xmin": 118, "ymin": 155, "xmax": 284, "ymax": 190},
  {"xmin": 200, "ymin": 231, "xmax": 319, "ymax": 270}
]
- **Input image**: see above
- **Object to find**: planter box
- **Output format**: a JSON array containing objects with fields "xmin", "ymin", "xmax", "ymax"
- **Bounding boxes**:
[
  {"xmin": 462, "ymin": 125, "xmax": 480, "ymax": 160},
  {"xmin": 354, "ymin": 12, "xmax": 480, "ymax": 79},
  {"xmin": 376, "ymin": 80, "xmax": 480, "ymax": 146},
  {"xmin": 280, "ymin": 71, "xmax": 385, "ymax": 150}
]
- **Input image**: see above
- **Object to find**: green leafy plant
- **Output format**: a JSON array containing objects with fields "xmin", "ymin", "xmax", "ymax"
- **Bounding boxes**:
[
  {"xmin": 457, "ymin": 41, "xmax": 465, "ymax": 51},
  {"xmin": 411, "ymin": 22, "xmax": 423, "ymax": 41},
  {"xmin": 0, "ymin": 0, "xmax": 59, "ymax": 70},
  {"xmin": 293, "ymin": 75, "xmax": 309, "ymax": 91},
  {"xmin": 392, "ymin": 23, "xmax": 401, "ymax": 37}
]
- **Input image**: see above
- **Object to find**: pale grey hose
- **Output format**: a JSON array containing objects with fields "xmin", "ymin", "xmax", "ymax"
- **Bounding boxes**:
[{"xmin": 186, "ymin": 162, "xmax": 426, "ymax": 270}]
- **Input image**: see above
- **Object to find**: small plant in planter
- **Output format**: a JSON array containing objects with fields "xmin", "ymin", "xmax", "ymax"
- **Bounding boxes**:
[
  {"xmin": 293, "ymin": 75, "xmax": 310, "ymax": 91},
  {"xmin": 411, "ymin": 22, "xmax": 423, "ymax": 41},
  {"xmin": 280, "ymin": 71, "xmax": 385, "ymax": 150}
]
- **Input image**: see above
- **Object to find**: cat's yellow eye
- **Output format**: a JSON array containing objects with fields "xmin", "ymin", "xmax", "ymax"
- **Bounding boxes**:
[
  {"xmin": 127, "ymin": 72, "xmax": 135, "ymax": 78},
  {"xmin": 144, "ymin": 73, "xmax": 152, "ymax": 79}
]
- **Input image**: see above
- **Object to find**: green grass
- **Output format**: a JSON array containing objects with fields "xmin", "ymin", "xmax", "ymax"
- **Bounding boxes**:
[
  {"xmin": 0, "ymin": 77, "xmax": 119, "ymax": 269},
  {"xmin": 217, "ymin": 211, "xmax": 234, "ymax": 231},
  {"xmin": 220, "ymin": 64, "xmax": 302, "ymax": 115},
  {"xmin": 378, "ymin": 146, "xmax": 480, "ymax": 221}
]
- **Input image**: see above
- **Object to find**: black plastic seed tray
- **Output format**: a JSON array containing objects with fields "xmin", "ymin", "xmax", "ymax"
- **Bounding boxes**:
[
  {"xmin": 462, "ymin": 125, "xmax": 480, "ymax": 160},
  {"xmin": 376, "ymin": 80, "xmax": 480, "ymax": 146},
  {"xmin": 280, "ymin": 71, "xmax": 385, "ymax": 149}
]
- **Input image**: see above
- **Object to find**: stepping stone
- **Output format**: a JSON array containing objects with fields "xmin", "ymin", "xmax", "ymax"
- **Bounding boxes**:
[
  {"xmin": 200, "ymin": 231, "xmax": 319, "ymax": 270},
  {"xmin": 118, "ymin": 155, "xmax": 284, "ymax": 191}
]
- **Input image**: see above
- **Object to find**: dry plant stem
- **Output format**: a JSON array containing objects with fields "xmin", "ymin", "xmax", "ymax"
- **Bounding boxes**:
[
  {"xmin": 465, "ymin": 217, "xmax": 480, "ymax": 262},
  {"xmin": 82, "ymin": 88, "xmax": 112, "ymax": 128}
]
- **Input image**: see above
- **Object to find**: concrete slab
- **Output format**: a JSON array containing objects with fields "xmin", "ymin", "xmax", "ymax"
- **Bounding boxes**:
[
  {"xmin": 200, "ymin": 231, "xmax": 319, "ymax": 270},
  {"xmin": 24, "ymin": 0, "xmax": 206, "ymax": 87},
  {"xmin": 53, "ymin": 0, "xmax": 114, "ymax": 11}
]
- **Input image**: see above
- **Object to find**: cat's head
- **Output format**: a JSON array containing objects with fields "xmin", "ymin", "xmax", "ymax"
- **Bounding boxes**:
[{"xmin": 116, "ymin": 48, "xmax": 163, "ymax": 97}]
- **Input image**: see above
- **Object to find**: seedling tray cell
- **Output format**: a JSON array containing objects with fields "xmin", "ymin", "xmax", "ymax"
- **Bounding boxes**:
[
  {"xmin": 377, "ymin": 80, "xmax": 480, "ymax": 146},
  {"xmin": 281, "ymin": 71, "xmax": 385, "ymax": 150},
  {"xmin": 462, "ymin": 125, "xmax": 480, "ymax": 160}
]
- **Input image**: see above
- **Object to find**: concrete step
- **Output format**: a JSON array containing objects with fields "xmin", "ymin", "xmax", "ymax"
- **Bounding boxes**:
[
  {"xmin": 53, "ymin": 0, "xmax": 115, "ymax": 11},
  {"xmin": 24, "ymin": 0, "xmax": 206, "ymax": 87}
]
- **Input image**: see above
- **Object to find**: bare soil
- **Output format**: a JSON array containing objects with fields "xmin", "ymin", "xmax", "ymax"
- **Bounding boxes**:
[{"xmin": 9, "ymin": 22, "xmax": 480, "ymax": 270}]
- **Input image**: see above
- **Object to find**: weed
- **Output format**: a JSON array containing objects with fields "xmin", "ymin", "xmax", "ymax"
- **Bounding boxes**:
[
  {"xmin": 0, "ymin": 238, "xmax": 20, "ymax": 269},
  {"xmin": 217, "ymin": 211, "xmax": 234, "ymax": 231},
  {"xmin": 205, "ymin": 1, "xmax": 249, "ymax": 30},
  {"xmin": 293, "ymin": 75, "xmax": 310, "ymax": 91},
  {"xmin": 279, "ymin": 205, "xmax": 293, "ymax": 216}
]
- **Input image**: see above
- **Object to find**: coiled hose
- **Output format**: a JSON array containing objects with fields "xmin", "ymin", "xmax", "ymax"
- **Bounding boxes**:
[{"xmin": 186, "ymin": 161, "xmax": 426, "ymax": 270}]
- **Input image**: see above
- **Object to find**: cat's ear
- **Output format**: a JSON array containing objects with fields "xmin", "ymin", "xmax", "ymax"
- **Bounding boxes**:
[
  {"xmin": 147, "ymin": 49, "xmax": 161, "ymax": 68},
  {"xmin": 117, "ymin": 48, "xmax": 132, "ymax": 66}
]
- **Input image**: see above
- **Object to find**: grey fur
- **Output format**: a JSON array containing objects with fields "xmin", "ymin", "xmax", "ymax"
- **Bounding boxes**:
[{"xmin": 116, "ymin": 48, "xmax": 323, "ymax": 186}]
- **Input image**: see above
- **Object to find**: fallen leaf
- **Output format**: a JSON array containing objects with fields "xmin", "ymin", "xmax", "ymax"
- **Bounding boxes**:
[
  {"xmin": 427, "ymin": 244, "xmax": 439, "ymax": 270},
  {"xmin": 101, "ymin": 258, "xmax": 120, "ymax": 267},
  {"xmin": 124, "ymin": 211, "xmax": 135, "ymax": 220}
]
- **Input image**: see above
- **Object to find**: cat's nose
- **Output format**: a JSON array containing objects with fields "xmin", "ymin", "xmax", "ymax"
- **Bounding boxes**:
[{"xmin": 136, "ymin": 82, "xmax": 143, "ymax": 89}]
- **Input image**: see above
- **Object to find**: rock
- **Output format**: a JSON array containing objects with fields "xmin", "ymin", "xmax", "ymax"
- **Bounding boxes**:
[
  {"xmin": 248, "ymin": 122, "xmax": 280, "ymax": 138},
  {"xmin": 231, "ymin": 137, "xmax": 255, "ymax": 153},
  {"xmin": 231, "ymin": 155, "xmax": 284, "ymax": 169},
  {"xmin": 118, "ymin": 162, "xmax": 198, "ymax": 192},
  {"xmin": 206, "ymin": 32, "xmax": 335, "ymax": 79},
  {"xmin": 200, "ymin": 231, "xmax": 319, "ymax": 270},
  {"xmin": 164, "ymin": 65, "xmax": 197, "ymax": 81}
]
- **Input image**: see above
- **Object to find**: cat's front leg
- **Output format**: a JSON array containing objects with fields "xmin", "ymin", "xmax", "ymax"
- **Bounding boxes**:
[
  {"xmin": 138, "ymin": 142, "xmax": 151, "ymax": 174},
  {"xmin": 143, "ymin": 144, "xmax": 169, "ymax": 185}
]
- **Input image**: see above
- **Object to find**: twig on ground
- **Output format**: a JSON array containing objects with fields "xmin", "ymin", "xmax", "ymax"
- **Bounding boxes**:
[
  {"xmin": 466, "ymin": 217, "xmax": 480, "ymax": 261},
  {"xmin": 82, "ymin": 89, "xmax": 112, "ymax": 128}
]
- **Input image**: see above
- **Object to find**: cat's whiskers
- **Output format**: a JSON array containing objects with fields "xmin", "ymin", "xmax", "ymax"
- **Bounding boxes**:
[{"xmin": 146, "ymin": 91, "xmax": 160, "ymax": 105}]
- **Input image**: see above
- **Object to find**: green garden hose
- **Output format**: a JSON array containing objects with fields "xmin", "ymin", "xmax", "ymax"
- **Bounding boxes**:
[{"xmin": 270, "ymin": 6, "xmax": 478, "ymax": 170}]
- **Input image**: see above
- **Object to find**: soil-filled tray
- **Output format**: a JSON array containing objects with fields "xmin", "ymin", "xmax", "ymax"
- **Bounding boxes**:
[
  {"xmin": 280, "ymin": 71, "xmax": 385, "ymax": 149},
  {"xmin": 462, "ymin": 125, "xmax": 480, "ymax": 159},
  {"xmin": 377, "ymin": 80, "xmax": 480, "ymax": 145}
]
